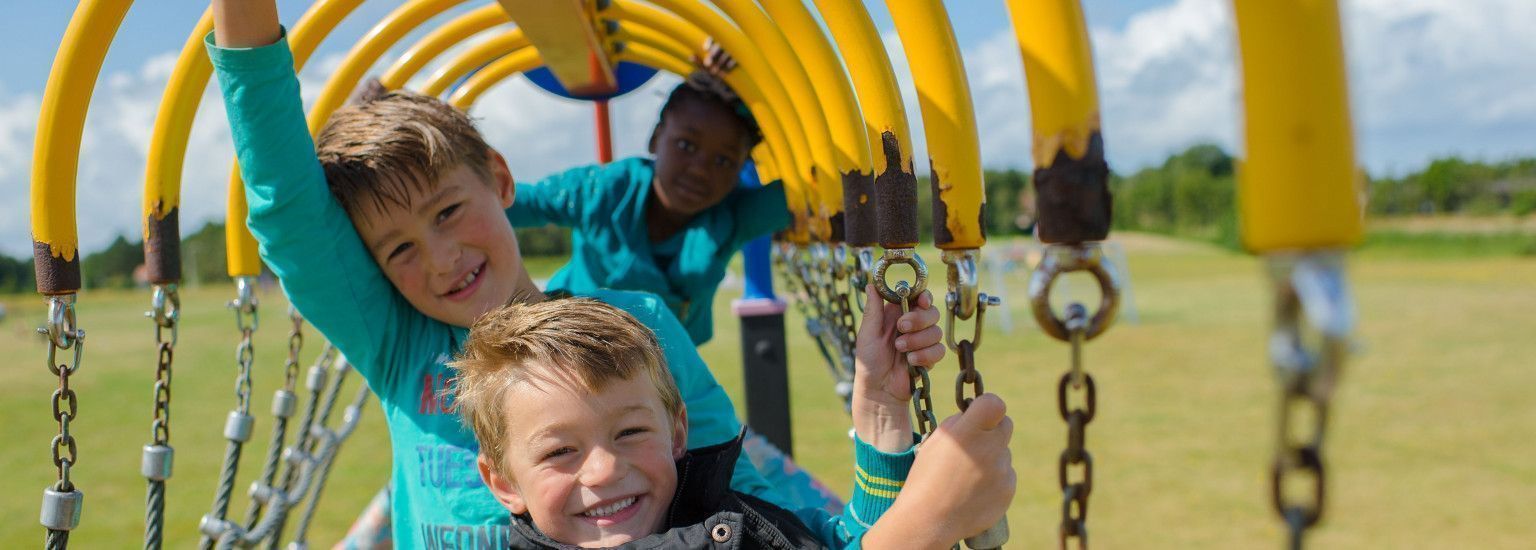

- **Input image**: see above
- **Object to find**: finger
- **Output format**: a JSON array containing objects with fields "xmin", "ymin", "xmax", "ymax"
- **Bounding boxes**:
[
  {"xmin": 896, "ymin": 324, "xmax": 942, "ymax": 352},
  {"xmin": 915, "ymin": 289, "xmax": 934, "ymax": 310},
  {"xmin": 993, "ymin": 414, "xmax": 1014, "ymax": 442},
  {"xmin": 904, "ymin": 342, "xmax": 946, "ymax": 367},
  {"xmin": 896, "ymin": 302, "xmax": 941, "ymax": 333},
  {"xmin": 956, "ymin": 393, "xmax": 1007, "ymax": 432},
  {"xmin": 860, "ymin": 284, "xmax": 885, "ymax": 331}
]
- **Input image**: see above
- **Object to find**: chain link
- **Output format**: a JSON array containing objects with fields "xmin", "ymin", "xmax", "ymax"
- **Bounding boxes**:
[
  {"xmin": 39, "ymin": 295, "xmax": 85, "ymax": 542},
  {"xmin": 1054, "ymin": 304, "xmax": 1095, "ymax": 549}
]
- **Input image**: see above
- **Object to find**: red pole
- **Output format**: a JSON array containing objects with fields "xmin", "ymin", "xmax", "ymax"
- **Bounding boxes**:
[{"xmin": 594, "ymin": 99, "xmax": 613, "ymax": 164}]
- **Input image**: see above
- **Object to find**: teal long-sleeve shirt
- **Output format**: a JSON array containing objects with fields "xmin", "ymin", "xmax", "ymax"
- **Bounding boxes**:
[
  {"xmin": 508, "ymin": 157, "xmax": 791, "ymax": 345},
  {"xmin": 206, "ymin": 31, "xmax": 895, "ymax": 549}
]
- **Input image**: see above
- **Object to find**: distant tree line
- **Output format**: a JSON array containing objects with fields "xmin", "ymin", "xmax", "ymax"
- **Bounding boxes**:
[
  {"xmin": 1110, "ymin": 144, "xmax": 1536, "ymax": 248},
  {"xmin": 1, "ymin": 147, "xmax": 1530, "ymax": 293}
]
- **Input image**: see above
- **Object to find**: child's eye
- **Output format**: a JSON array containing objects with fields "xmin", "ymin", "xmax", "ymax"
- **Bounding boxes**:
[
  {"xmin": 715, "ymin": 155, "xmax": 734, "ymax": 168},
  {"xmin": 436, "ymin": 203, "xmax": 461, "ymax": 223},
  {"xmin": 543, "ymin": 446, "xmax": 575, "ymax": 460},
  {"xmin": 386, "ymin": 242, "xmax": 413, "ymax": 262},
  {"xmin": 675, "ymin": 138, "xmax": 696, "ymax": 153},
  {"xmin": 618, "ymin": 427, "xmax": 649, "ymax": 438}
]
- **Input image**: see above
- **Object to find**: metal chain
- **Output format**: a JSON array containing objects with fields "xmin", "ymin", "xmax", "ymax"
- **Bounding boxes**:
[
  {"xmin": 943, "ymin": 250, "xmax": 1009, "ymax": 550},
  {"xmin": 1266, "ymin": 253, "xmax": 1351, "ymax": 550},
  {"xmin": 783, "ymin": 242, "xmax": 853, "ymax": 410},
  {"xmin": 896, "ymin": 283, "xmax": 938, "ymax": 437},
  {"xmin": 243, "ymin": 308, "xmax": 304, "ymax": 532},
  {"xmin": 201, "ymin": 278, "xmax": 259, "ymax": 550},
  {"xmin": 1057, "ymin": 304, "xmax": 1095, "ymax": 549},
  {"xmin": 143, "ymin": 285, "xmax": 179, "ymax": 550},
  {"xmin": 1026, "ymin": 244, "xmax": 1120, "ymax": 550},
  {"xmin": 39, "ymin": 295, "xmax": 84, "ymax": 549}
]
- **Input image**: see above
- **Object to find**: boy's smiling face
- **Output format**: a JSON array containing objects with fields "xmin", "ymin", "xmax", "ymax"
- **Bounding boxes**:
[
  {"xmin": 479, "ymin": 371, "xmax": 687, "ymax": 547},
  {"xmin": 355, "ymin": 152, "xmax": 532, "ymax": 328}
]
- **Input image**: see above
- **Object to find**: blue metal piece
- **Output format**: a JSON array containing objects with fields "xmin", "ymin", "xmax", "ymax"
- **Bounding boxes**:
[
  {"xmin": 737, "ymin": 160, "xmax": 776, "ymax": 301},
  {"xmin": 523, "ymin": 61, "xmax": 659, "ymax": 101}
]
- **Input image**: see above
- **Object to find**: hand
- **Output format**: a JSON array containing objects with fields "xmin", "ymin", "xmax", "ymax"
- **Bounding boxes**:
[
  {"xmin": 851, "ymin": 283, "xmax": 944, "ymax": 452},
  {"xmin": 695, "ymin": 37, "xmax": 738, "ymax": 77},
  {"xmin": 893, "ymin": 394, "xmax": 1016, "ymax": 546}
]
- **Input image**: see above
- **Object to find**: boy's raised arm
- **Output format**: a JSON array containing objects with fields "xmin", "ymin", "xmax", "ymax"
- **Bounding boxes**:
[
  {"xmin": 211, "ymin": 0, "xmax": 280, "ymax": 48},
  {"xmin": 505, "ymin": 164, "xmax": 603, "ymax": 228},
  {"xmin": 208, "ymin": 0, "xmax": 422, "ymax": 377}
]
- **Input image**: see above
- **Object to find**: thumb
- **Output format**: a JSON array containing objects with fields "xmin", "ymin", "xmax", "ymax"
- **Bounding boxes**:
[{"xmin": 956, "ymin": 393, "xmax": 1007, "ymax": 432}]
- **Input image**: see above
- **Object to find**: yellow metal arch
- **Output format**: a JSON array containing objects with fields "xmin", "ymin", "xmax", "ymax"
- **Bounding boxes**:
[
  {"xmin": 30, "ymin": 0, "xmax": 133, "ymax": 294},
  {"xmin": 421, "ymin": 28, "xmax": 531, "ymax": 96},
  {"xmin": 1233, "ymin": 0, "xmax": 1361, "ymax": 250},
  {"xmin": 809, "ymin": 0, "xmax": 918, "ymax": 249},
  {"xmin": 756, "ymin": 0, "xmax": 871, "ymax": 242},
  {"xmin": 142, "ymin": 9, "xmax": 213, "ymax": 284},
  {"xmin": 305, "ymin": 0, "xmax": 470, "ymax": 135},
  {"xmin": 687, "ymin": 0, "xmax": 841, "ymax": 240},
  {"xmin": 883, "ymin": 0, "xmax": 985, "ymax": 250},
  {"xmin": 381, "ymin": 3, "xmax": 510, "ymax": 89},
  {"xmin": 448, "ymin": 47, "xmax": 544, "ymax": 107},
  {"xmin": 1008, "ymin": 0, "xmax": 1100, "ymax": 165}
]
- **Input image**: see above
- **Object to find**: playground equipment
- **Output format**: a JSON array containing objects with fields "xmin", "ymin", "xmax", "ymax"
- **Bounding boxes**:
[{"xmin": 29, "ymin": 0, "xmax": 1361, "ymax": 548}]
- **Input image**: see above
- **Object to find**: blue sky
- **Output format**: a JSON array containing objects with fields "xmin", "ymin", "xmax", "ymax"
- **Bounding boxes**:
[{"xmin": 1, "ymin": 0, "xmax": 1533, "ymax": 256}]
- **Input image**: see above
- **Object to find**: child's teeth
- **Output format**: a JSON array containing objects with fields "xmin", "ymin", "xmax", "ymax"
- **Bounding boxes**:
[{"xmin": 583, "ymin": 497, "xmax": 635, "ymax": 517}]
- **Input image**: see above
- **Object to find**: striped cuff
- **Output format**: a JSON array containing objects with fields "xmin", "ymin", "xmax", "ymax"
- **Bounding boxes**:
[{"xmin": 846, "ymin": 434, "xmax": 917, "ymax": 528}]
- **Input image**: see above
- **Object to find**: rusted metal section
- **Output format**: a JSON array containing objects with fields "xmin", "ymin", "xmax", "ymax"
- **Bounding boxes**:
[
  {"xmin": 874, "ymin": 131, "xmax": 919, "ymax": 248},
  {"xmin": 1033, "ymin": 131, "xmax": 1111, "ymax": 244},
  {"xmin": 144, "ymin": 206, "xmax": 181, "ymax": 284},
  {"xmin": 841, "ymin": 170, "xmax": 876, "ymax": 247},
  {"xmin": 33, "ymin": 241, "xmax": 82, "ymax": 295},
  {"xmin": 928, "ymin": 161, "xmax": 991, "ymax": 248},
  {"xmin": 827, "ymin": 211, "xmax": 846, "ymax": 243}
]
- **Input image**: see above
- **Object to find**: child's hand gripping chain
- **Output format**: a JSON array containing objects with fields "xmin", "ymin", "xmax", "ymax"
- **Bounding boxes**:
[{"xmin": 855, "ymin": 284, "xmax": 1017, "ymax": 548}]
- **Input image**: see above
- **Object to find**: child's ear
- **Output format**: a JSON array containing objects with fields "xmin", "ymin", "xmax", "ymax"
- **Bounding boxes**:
[
  {"xmin": 486, "ymin": 148, "xmax": 516, "ymax": 209},
  {"xmin": 671, "ymin": 404, "xmax": 689, "ymax": 461},
  {"xmin": 477, "ymin": 453, "xmax": 527, "ymax": 514}
]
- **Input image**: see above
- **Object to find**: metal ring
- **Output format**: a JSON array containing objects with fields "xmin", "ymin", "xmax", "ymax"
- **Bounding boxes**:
[
  {"xmin": 872, "ymin": 249, "xmax": 928, "ymax": 304},
  {"xmin": 942, "ymin": 249, "xmax": 980, "ymax": 320},
  {"xmin": 45, "ymin": 295, "xmax": 78, "ymax": 350},
  {"xmin": 1028, "ymin": 244, "xmax": 1120, "ymax": 342}
]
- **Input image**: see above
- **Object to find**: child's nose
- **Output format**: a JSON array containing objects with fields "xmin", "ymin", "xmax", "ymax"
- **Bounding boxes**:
[
  {"xmin": 426, "ymin": 241, "xmax": 461, "ymax": 275},
  {"xmin": 578, "ymin": 447, "xmax": 626, "ymax": 486}
]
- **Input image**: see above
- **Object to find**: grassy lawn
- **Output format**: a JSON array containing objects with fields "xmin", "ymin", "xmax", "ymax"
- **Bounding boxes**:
[{"xmin": 1, "ymin": 232, "xmax": 1533, "ymax": 548}]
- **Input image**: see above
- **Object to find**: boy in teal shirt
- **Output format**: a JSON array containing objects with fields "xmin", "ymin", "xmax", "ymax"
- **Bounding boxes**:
[{"xmin": 205, "ymin": 2, "xmax": 968, "ymax": 548}]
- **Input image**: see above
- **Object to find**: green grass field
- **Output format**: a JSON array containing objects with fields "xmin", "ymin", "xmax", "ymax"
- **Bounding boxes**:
[{"xmin": 2, "ymin": 233, "xmax": 1533, "ymax": 548}]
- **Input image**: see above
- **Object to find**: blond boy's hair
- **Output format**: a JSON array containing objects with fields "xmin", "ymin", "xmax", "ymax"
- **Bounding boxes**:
[
  {"xmin": 451, "ymin": 298, "xmax": 683, "ymax": 476},
  {"xmin": 316, "ymin": 87, "xmax": 493, "ymax": 219}
]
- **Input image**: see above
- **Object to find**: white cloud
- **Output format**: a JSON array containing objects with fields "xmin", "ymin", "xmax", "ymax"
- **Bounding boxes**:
[{"xmin": 886, "ymin": 0, "xmax": 1536, "ymax": 176}]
